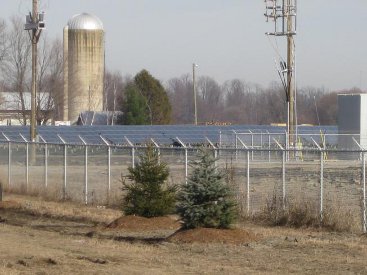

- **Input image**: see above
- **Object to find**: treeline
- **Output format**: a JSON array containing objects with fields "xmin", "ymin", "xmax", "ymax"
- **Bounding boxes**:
[
  {"xmin": 0, "ymin": 17, "xmax": 362, "ymax": 126},
  {"xmin": 105, "ymin": 70, "xmax": 363, "ymax": 126}
]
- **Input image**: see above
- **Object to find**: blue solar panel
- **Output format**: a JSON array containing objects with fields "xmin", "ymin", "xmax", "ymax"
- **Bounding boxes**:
[{"xmin": 0, "ymin": 125, "xmax": 338, "ymax": 146}]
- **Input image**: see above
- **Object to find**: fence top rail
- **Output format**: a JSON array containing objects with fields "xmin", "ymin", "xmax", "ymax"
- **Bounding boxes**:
[
  {"xmin": 231, "ymin": 132, "xmax": 360, "ymax": 137},
  {"xmin": 0, "ymin": 139, "xmax": 367, "ymax": 154}
]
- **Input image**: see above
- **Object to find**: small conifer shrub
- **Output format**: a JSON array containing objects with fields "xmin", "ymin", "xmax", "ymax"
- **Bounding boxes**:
[
  {"xmin": 177, "ymin": 149, "xmax": 237, "ymax": 229},
  {"xmin": 122, "ymin": 145, "xmax": 176, "ymax": 217}
]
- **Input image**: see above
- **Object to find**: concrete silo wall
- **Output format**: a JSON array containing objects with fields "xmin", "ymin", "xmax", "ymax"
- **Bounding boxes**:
[
  {"xmin": 67, "ymin": 29, "xmax": 104, "ymax": 122},
  {"xmin": 63, "ymin": 26, "xmax": 68, "ymax": 121}
]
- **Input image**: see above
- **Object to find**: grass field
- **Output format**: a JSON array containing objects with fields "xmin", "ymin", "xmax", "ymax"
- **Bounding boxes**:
[{"xmin": 1, "ymin": 193, "xmax": 367, "ymax": 274}]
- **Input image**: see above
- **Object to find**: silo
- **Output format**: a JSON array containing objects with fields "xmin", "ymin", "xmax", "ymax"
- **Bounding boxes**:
[{"xmin": 63, "ymin": 13, "xmax": 104, "ymax": 122}]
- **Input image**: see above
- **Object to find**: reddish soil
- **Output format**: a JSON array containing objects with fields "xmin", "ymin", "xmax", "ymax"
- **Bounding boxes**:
[
  {"xmin": 106, "ymin": 215, "xmax": 182, "ymax": 231},
  {"xmin": 106, "ymin": 215, "xmax": 259, "ymax": 245},
  {"xmin": 169, "ymin": 227, "xmax": 259, "ymax": 244}
]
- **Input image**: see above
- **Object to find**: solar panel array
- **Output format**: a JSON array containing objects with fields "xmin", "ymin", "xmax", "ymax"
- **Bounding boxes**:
[{"xmin": 0, "ymin": 125, "xmax": 337, "ymax": 146}]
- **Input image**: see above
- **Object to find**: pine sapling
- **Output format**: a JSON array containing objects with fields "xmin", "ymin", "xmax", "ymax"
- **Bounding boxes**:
[
  {"xmin": 122, "ymin": 144, "xmax": 176, "ymax": 217},
  {"xmin": 177, "ymin": 149, "xmax": 237, "ymax": 229}
]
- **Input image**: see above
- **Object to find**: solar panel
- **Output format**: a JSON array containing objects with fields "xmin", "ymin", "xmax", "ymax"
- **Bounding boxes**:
[{"xmin": 0, "ymin": 125, "xmax": 338, "ymax": 146}]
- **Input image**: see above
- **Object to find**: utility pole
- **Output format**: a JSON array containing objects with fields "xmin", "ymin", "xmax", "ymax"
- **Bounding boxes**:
[
  {"xmin": 31, "ymin": 0, "xmax": 38, "ymax": 142},
  {"xmin": 287, "ymin": 0, "xmax": 296, "ymax": 148},
  {"xmin": 25, "ymin": 0, "xmax": 45, "ymax": 142},
  {"xmin": 265, "ymin": 0, "xmax": 297, "ymax": 149},
  {"xmin": 193, "ymin": 63, "xmax": 198, "ymax": 125}
]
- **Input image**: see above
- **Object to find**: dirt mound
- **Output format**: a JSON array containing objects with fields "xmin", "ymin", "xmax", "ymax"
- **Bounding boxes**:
[
  {"xmin": 106, "ymin": 215, "xmax": 181, "ymax": 232},
  {"xmin": 0, "ymin": 200, "xmax": 21, "ymax": 210},
  {"xmin": 169, "ymin": 228, "xmax": 259, "ymax": 245}
]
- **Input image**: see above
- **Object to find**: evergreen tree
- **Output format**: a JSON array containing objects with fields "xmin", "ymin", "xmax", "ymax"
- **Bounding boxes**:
[
  {"xmin": 134, "ymin": 70, "xmax": 172, "ymax": 124},
  {"xmin": 177, "ymin": 150, "xmax": 237, "ymax": 229},
  {"xmin": 122, "ymin": 84, "xmax": 150, "ymax": 125},
  {"xmin": 122, "ymin": 145, "xmax": 176, "ymax": 217}
]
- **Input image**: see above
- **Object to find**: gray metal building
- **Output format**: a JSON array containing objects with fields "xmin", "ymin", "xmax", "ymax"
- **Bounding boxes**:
[
  {"xmin": 63, "ymin": 13, "xmax": 105, "ymax": 123},
  {"xmin": 338, "ymin": 94, "xmax": 367, "ymax": 149}
]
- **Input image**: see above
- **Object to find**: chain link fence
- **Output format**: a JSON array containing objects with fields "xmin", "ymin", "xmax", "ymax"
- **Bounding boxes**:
[{"xmin": 0, "ymin": 140, "xmax": 366, "ymax": 233}]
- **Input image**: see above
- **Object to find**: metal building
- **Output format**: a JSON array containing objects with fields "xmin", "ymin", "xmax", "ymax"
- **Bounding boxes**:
[
  {"xmin": 338, "ymin": 94, "xmax": 367, "ymax": 149},
  {"xmin": 63, "ymin": 13, "xmax": 105, "ymax": 122}
]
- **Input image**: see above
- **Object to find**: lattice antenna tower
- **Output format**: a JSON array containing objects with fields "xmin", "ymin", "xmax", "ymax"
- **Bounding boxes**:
[{"xmin": 265, "ymin": 0, "xmax": 297, "ymax": 148}]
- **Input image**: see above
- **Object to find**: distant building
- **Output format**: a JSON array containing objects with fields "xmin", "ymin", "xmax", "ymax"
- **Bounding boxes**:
[{"xmin": 0, "ymin": 92, "xmax": 52, "ymax": 125}]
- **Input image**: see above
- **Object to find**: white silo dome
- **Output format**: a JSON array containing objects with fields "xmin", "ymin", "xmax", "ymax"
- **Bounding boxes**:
[{"xmin": 67, "ymin": 13, "xmax": 103, "ymax": 30}]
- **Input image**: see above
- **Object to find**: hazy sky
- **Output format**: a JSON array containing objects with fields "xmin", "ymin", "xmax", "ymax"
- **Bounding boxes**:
[{"xmin": 1, "ymin": 0, "xmax": 367, "ymax": 91}]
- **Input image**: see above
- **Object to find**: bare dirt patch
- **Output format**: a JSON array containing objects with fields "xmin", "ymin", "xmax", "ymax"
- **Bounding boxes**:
[{"xmin": 106, "ymin": 215, "xmax": 181, "ymax": 232}]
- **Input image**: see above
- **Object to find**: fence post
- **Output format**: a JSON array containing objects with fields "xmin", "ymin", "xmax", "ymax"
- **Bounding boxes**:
[
  {"xmin": 311, "ymin": 137, "xmax": 324, "ymax": 223},
  {"xmin": 44, "ymin": 143, "xmax": 48, "ymax": 188},
  {"xmin": 273, "ymin": 138, "xmax": 286, "ymax": 209},
  {"xmin": 79, "ymin": 136, "xmax": 88, "ymax": 205},
  {"xmin": 57, "ymin": 135, "xmax": 67, "ymax": 200},
  {"xmin": 107, "ymin": 145, "xmax": 111, "ymax": 200},
  {"xmin": 247, "ymin": 150, "xmax": 250, "ymax": 216},
  {"xmin": 185, "ymin": 148, "xmax": 188, "ymax": 183},
  {"xmin": 124, "ymin": 137, "xmax": 135, "ymax": 169},
  {"xmin": 205, "ymin": 137, "xmax": 217, "ymax": 168},
  {"xmin": 235, "ymin": 132, "xmax": 238, "ymax": 161},
  {"xmin": 84, "ymin": 144, "xmax": 88, "ymax": 205},
  {"xmin": 282, "ymin": 149, "xmax": 286, "ymax": 209},
  {"xmin": 268, "ymin": 131, "xmax": 271, "ymax": 162},
  {"xmin": 250, "ymin": 131, "xmax": 254, "ymax": 161},
  {"xmin": 8, "ymin": 141, "xmax": 11, "ymax": 188},
  {"xmin": 39, "ymin": 136, "xmax": 48, "ymax": 188},
  {"xmin": 132, "ymin": 147, "xmax": 135, "ymax": 169},
  {"xmin": 1, "ymin": 133, "xmax": 11, "ymax": 188},
  {"xmin": 175, "ymin": 137, "xmax": 188, "ymax": 184},
  {"xmin": 64, "ymin": 144, "xmax": 67, "ymax": 200},
  {"xmin": 8, "ymin": 141, "xmax": 12, "ymax": 187},
  {"xmin": 320, "ymin": 150, "xmax": 324, "ymax": 223},
  {"xmin": 151, "ymin": 138, "xmax": 160, "ymax": 164},
  {"xmin": 100, "ymin": 135, "xmax": 111, "ymax": 203},
  {"xmin": 363, "ymin": 152, "xmax": 366, "ymax": 233},
  {"xmin": 260, "ymin": 132, "xmax": 263, "ymax": 158},
  {"xmin": 20, "ymin": 134, "xmax": 29, "ymax": 192},
  {"xmin": 26, "ymin": 142, "xmax": 29, "ymax": 192},
  {"xmin": 285, "ymin": 131, "xmax": 289, "ymax": 161},
  {"xmin": 219, "ymin": 131, "xmax": 222, "ymax": 157}
]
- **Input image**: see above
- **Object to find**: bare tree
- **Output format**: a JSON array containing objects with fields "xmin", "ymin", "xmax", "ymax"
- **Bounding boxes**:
[
  {"xmin": 261, "ymin": 81, "xmax": 287, "ymax": 124},
  {"xmin": 2, "ymin": 16, "xmax": 31, "ymax": 125},
  {"xmin": 0, "ymin": 19, "xmax": 8, "ymax": 64},
  {"xmin": 104, "ymin": 70, "xmax": 128, "ymax": 112},
  {"xmin": 36, "ymin": 37, "xmax": 63, "ymax": 124},
  {"xmin": 167, "ymin": 74, "xmax": 193, "ymax": 124},
  {"xmin": 222, "ymin": 79, "xmax": 250, "ymax": 124},
  {"xmin": 197, "ymin": 76, "xmax": 223, "ymax": 123},
  {"xmin": 0, "ymin": 19, "xmax": 8, "ymax": 113},
  {"xmin": 296, "ymin": 86, "xmax": 325, "ymax": 125}
]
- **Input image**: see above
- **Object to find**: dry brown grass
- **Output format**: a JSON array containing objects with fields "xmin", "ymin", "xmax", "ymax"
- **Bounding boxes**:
[
  {"xmin": 3, "ymin": 183, "xmax": 65, "ymax": 203},
  {"xmin": 2, "ymin": 193, "xmax": 367, "ymax": 274},
  {"xmin": 0, "ymin": 180, "xmax": 2, "ymax": 202},
  {"xmin": 2, "ymin": 193, "xmax": 121, "ymax": 224},
  {"xmin": 258, "ymin": 193, "xmax": 358, "ymax": 232}
]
